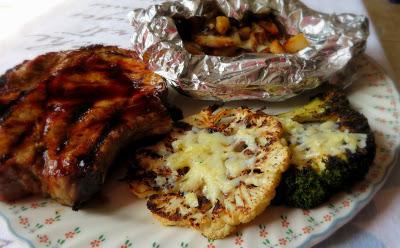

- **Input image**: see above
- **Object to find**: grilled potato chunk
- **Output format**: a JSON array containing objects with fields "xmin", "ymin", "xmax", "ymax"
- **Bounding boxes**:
[
  {"xmin": 269, "ymin": 40, "xmax": 285, "ymax": 54},
  {"xmin": 216, "ymin": 16, "xmax": 230, "ymax": 35},
  {"xmin": 129, "ymin": 107, "xmax": 290, "ymax": 239},
  {"xmin": 283, "ymin": 33, "xmax": 309, "ymax": 53}
]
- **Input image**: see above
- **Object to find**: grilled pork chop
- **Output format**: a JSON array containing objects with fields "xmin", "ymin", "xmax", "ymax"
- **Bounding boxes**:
[{"xmin": 0, "ymin": 45, "xmax": 172, "ymax": 208}]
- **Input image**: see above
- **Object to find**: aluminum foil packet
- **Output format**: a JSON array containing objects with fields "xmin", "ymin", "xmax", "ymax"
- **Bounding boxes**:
[{"xmin": 129, "ymin": 0, "xmax": 369, "ymax": 101}]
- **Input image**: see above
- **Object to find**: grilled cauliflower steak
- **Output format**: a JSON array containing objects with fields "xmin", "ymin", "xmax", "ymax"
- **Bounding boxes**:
[
  {"xmin": 0, "ymin": 45, "xmax": 172, "ymax": 207},
  {"xmin": 129, "ymin": 106, "xmax": 290, "ymax": 239},
  {"xmin": 274, "ymin": 90, "xmax": 376, "ymax": 209}
]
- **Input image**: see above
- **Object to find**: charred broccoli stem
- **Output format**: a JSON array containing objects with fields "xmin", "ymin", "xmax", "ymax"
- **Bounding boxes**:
[{"xmin": 274, "ymin": 90, "xmax": 376, "ymax": 209}]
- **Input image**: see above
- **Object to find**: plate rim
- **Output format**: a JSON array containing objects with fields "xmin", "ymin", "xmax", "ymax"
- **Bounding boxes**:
[{"xmin": 0, "ymin": 208, "xmax": 34, "ymax": 247}]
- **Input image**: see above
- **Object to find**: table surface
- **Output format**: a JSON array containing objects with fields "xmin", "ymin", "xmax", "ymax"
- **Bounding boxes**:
[
  {"xmin": 364, "ymin": 0, "xmax": 400, "ymax": 83},
  {"xmin": 0, "ymin": 0, "xmax": 399, "ymax": 247}
]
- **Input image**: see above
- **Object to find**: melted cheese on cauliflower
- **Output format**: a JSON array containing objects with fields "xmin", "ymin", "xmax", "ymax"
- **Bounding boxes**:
[
  {"xmin": 165, "ymin": 128, "xmax": 259, "ymax": 203},
  {"xmin": 184, "ymin": 192, "xmax": 199, "ymax": 208},
  {"xmin": 280, "ymin": 118, "xmax": 367, "ymax": 170}
]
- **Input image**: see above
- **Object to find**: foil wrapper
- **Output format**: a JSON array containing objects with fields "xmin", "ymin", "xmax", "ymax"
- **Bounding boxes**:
[{"xmin": 129, "ymin": 0, "xmax": 369, "ymax": 101}]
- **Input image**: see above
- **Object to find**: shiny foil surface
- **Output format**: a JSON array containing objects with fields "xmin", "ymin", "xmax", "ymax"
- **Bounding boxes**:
[{"xmin": 129, "ymin": 0, "xmax": 369, "ymax": 101}]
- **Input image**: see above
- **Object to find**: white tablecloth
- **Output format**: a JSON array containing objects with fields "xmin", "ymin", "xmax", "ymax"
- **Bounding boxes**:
[{"xmin": 0, "ymin": 0, "xmax": 398, "ymax": 247}]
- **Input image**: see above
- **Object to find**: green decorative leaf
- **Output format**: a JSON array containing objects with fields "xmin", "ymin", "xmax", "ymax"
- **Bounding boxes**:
[{"xmin": 57, "ymin": 239, "xmax": 66, "ymax": 245}]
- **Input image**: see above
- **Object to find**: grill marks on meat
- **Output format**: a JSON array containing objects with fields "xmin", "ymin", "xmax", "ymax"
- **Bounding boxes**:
[
  {"xmin": 0, "ymin": 83, "xmax": 47, "ymax": 198},
  {"xmin": 0, "ymin": 84, "xmax": 47, "ymax": 162},
  {"xmin": 0, "ymin": 45, "xmax": 172, "ymax": 206}
]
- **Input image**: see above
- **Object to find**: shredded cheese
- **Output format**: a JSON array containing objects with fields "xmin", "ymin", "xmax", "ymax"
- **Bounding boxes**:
[
  {"xmin": 165, "ymin": 127, "xmax": 261, "ymax": 203},
  {"xmin": 280, "ymin": 118, "xmax": 367, "ymax": 170}
]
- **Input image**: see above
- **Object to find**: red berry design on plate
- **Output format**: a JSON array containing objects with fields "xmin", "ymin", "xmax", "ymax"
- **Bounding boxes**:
[
  {"xmin": 280, "ymin": 215, "xmax": 290, "ymax": 228},
  {"xmin": 207, "ymin": 238, "xmax": 216, "ymax": 248},
  {"xmin": 259, "ymin": 229, "xmax": 268, "ymax": 238},
  {"xmin": 279, "ymin": 238, "xmax": 287, "ymax": 246},
  {"xmin": 90, "ymin": 235, "xmax": 105, "ymax": 247},
  {"xmin": 38, "ymin": 234, "xmax": 49, "ymax": 243},
  {"xmin": 30, "ymin": 203, "xmax": 39, "ymax": 209},
  {"xmin": 342, "ymin": 200, "xmax": 350, "ymax": 207},
  {"xmin": 91, "ymin": 239, "xmax": 101, "ymax": 247},
  {"xmin": 302, "ymin": 226, "xmax": 312, "ymax": 234},
  {"xmin": 65, "ymin": 231, "xmax": 75, "ymax": 239},
  {"xmin": 234, "ymin": 237, "xmax": 243, "ymax": 245},
  {"xmin": 45, "ymin": 218, "xmax": 54, "ymax": 225},
  {"xmin": 19, "ymin": 217, "xmax": 29, "ymax": 225},
  {"xmin": 324, "ymin": 214, "xmax": 332, "ymax": 222}
]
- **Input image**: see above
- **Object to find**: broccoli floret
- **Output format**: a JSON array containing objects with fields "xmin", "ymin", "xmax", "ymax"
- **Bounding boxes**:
[
  {"xmin": 274, "ymin": 90, "xmax": 376, "ymax": 209},
  {"xmin": 274, "ymin": 167, "xmax": 328, "ymax": 209}
]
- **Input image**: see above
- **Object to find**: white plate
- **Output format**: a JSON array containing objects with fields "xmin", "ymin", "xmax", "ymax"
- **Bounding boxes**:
[
  {"xmin": 0, "ymin": 0, "xmax": 398, "ymax": 247},
  {"xmin": 0, "ymin": 55, "xmax": 399, "ymax": 248}
]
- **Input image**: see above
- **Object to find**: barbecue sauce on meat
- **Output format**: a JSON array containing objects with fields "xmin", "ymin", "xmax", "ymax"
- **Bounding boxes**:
[{"xmin": 0, "ymin": 45, "xmax": 171, "ymax": 206}]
